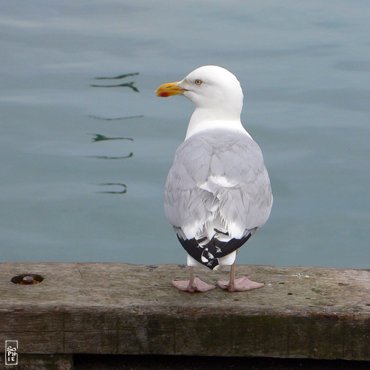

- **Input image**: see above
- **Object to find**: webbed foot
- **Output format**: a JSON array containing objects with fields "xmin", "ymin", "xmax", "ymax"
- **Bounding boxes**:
[
  {"xmin": 172, "ymin": 277, "xmax": 216, "ymax": 293},
  {"xmin": 217, "ymin": 276, "xmax": 264, "ymax": 292}
]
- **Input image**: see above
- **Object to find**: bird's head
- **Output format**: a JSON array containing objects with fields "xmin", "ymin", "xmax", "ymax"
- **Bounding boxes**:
[{"xmin": 156, "ymin": 65, "xmax": 243, "ymax": 119}]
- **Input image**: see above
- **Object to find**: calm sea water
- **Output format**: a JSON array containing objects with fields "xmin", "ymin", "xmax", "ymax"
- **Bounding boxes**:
[{"xmin": 1, "ymin": 0, "xmax": 369, "ymax": 268}]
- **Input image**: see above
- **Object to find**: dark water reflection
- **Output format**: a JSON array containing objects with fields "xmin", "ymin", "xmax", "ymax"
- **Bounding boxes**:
[
  {"xmin": 89, "ymin": 153, "xmax": 133, "ymax": 160},
  {"xmin": 88, "ymin": 73, "xmax": 140, "ymax": 195},
  {"xmin": 94, "ymin": 72, "xmax": 140, "ymax": 80},
  {"xmin": 90, "ymin": 81, "xmax": 139, "ymax": 92},
  {"xmin": 91, "ymin": 134, "xmax": 133, "ymax": 143},
  {"xmin": 91, "ymin": 72, "xmax": 140, "ymax": 92},
  {"xmin": 88, "ymin": 115, "xmax": 144, "ymax": 121},
  {"xmin": 98, "ymin": 183, "xmax": 128, "ymax": 195}
]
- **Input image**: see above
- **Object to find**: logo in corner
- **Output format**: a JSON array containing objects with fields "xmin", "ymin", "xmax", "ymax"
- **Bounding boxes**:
[{"xmin": 5, "ymin": 340, "xmax": 18, "ymax": 366}]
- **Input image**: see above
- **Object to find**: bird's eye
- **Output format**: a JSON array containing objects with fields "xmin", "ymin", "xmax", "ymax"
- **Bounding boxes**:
[{"xmin": 194, "ymin": 79, "xmax": 203, "ymax": 86}]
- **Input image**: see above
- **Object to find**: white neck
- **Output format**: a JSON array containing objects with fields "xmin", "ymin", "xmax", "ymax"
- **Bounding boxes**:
[{"xmin": 185, "ymin": 107, "xmax": 247, "ymax": 140}]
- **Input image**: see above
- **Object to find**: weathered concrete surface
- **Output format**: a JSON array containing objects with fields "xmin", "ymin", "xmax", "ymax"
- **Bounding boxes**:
[{"xmin": 0, "ymin": 263, "xmax": 370, "ymax": 364}]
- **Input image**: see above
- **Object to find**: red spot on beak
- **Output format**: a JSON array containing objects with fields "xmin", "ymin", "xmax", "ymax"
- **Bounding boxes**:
[{"xmin": 159, "ymin": 92, "xmax": 170, "ymax": 97}]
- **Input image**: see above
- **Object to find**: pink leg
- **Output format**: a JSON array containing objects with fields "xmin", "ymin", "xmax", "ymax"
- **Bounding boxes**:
[
  {"xmin": 172, "ymin": 267, "xmax": 216, "ymax": 293},
  {"xmin": 217, "ymin": 264, "xmax": 264, "ymax": 292}
]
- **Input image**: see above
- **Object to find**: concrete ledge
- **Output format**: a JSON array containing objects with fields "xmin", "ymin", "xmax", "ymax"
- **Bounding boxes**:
[{"xmin": 0, "ymin": 263, "xmax": 370, "ymax": 368}]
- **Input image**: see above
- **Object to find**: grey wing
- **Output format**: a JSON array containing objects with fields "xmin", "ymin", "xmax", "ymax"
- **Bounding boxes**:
[
  {"xmin": 211, "ymin": 136, "xmax": 273, "ymax": 237},
  {"xmin": 164, "ymin": 131, "xmax": 273, "ymax": 269},
  {"xmin": 164, "ymin": 135, "xmax": 214, "ymax": 239}
]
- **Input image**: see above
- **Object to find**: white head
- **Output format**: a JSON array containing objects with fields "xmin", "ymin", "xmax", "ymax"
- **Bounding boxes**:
[
  {"xmin": 157, "ymin": 65, "xmax": 244, "ymax": 120},
  {"xmin": 180, "ymin": 66, "xmax": 243, "ymax": 117},
  {"xmin": 156, "ymin": 65, "xmax": 246, "ymax": 138}
]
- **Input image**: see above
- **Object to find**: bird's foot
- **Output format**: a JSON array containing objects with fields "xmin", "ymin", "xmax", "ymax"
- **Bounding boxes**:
[
  {"xmin": 172, "ymin": 277, "xmax": 216, "ymax": 293},
  {"xmin": 217, "ymin": 276, "xmax": 264, "ymax": 292}
]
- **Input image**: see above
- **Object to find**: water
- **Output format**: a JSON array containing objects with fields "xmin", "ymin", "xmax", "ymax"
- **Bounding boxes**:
[{"xmin": 1, "ymin": 0, "xmax": 369, "ymax": 268}]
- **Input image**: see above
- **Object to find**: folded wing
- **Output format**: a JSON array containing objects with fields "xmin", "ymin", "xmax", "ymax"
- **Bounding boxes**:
[{"xmin": 164, "ymin": 130, "xmax": 273, "ymax": 269}]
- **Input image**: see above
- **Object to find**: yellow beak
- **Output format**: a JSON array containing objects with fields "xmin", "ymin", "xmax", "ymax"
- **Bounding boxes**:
[{"xmin": 156, "ymin": 81, "xmax": 185, "ymax": 97}]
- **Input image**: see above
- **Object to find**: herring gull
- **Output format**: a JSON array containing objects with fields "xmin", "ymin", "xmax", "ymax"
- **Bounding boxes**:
[{"xmin": 156, "ymin": 65, "xmax": 273, "ymax": 292}]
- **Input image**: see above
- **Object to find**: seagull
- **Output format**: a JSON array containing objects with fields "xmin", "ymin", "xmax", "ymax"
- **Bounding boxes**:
[{"xmin": 156, "ymin": 65, "xmax": 273, "ymax": 292}]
